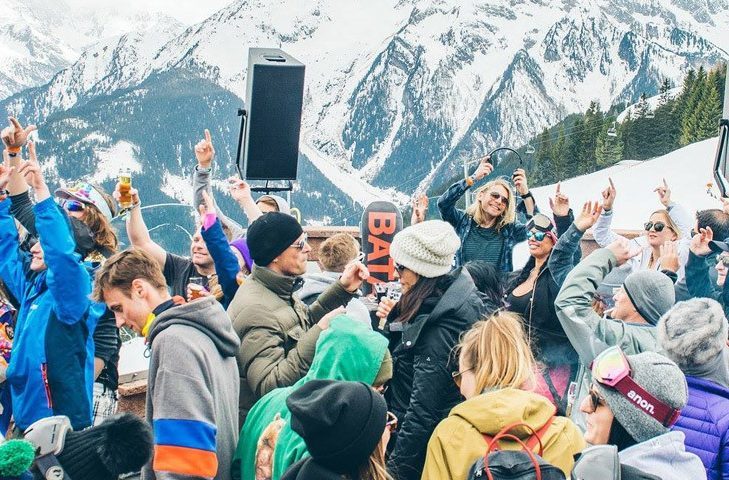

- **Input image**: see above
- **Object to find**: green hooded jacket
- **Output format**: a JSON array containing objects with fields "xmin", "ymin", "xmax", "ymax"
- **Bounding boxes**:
[{"xmin": 232, "ymin": 315, "xmax": 389, "ymax": 480}]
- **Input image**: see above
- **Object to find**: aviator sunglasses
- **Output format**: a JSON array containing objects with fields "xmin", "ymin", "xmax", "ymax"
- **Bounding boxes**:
[{"xmin": 643, "ymin": 221, "xmax": 666, "ymax": 233}]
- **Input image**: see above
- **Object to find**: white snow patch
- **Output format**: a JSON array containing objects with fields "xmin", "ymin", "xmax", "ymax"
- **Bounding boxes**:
[
  {"xmin": 87, "ymin": 141, "xmax": 142, "ymax": 183},
  {"xmin": 160, "ymin": 171, "xmax": 193, "ymax": 204}
]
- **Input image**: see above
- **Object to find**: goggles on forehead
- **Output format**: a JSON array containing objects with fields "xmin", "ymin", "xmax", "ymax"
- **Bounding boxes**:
[
  {"xmin": 526, "ymin": 213, "xmax": 555, "ymax": 233},
  {"xmin": 716, "ymin": 254, "xmax": 729, "ymax": 267},
  {"xmin": 590, "ymin": 346, "xmax": 680, "ymax": 427}
]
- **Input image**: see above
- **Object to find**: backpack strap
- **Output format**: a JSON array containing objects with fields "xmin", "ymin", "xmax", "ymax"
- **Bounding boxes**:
[{"xmin": 481, "ymin": 415, "xmax": 556, "ymax": 457}]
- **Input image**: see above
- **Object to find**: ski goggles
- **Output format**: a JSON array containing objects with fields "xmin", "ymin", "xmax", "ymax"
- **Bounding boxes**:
[
  {"xmin": 590, "ymin": 346, "xmax": 680, "ymax": 427},
  {"xmin": 58, "ymin": 198, "xmax": 86, "ymax": 212},
  {"xmin": 643, "ymin": 221, "xmax": 667, "ymax": 232},
  {"xmin": 55, "ymin": 182, "xmax": 114, "ymax": 221},
  {"xmin": 526, "ymin": 213, "xmax": 555, "ymax": 233}
]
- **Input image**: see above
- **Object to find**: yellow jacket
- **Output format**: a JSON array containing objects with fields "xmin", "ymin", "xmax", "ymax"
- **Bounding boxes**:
[{"xmin": 422, "ymin": 388, "xmax": 585, "ymax": 479}]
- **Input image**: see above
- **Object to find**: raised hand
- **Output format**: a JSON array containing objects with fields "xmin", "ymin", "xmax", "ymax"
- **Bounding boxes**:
[
  {"xmin": 1, "ymin": 117, "xmax": 37, "ymax": 150},
  {"xmin": 548, "ymin": 182, "xmax": 570, "ymax": 217},
  {"xmin": 228, "ymin": 177, "xmax": 253, "ymax": 203},
  {"xmin": 512, "ymin": 168, "xmax": 529, "ymax": 195},
  {"xmin": 113, "ymin": 182, "xmax": 140, "ymax": 206},
  {"xmin": 0, "ymin": 150, "xmax": 16, "ymax": 191},
  {"xmin": 654, "ymin": 178, "xmax": 671, "ymax": 207},
  {"xmin": 194, "ymin": 129, "xmax": 215, "ymax": 169},
  {"xmin": 472, "ymin": 155, "xmax": 493, "ymax": 181},
  {"xmin": 411, "ymin": 194, "xmax": 428, "ymax": 224},
  {"xmin": 606, "ymin": 237, "xmax": 643, "ymax": 266},
  {"xmin": 574, "ymin": 201, "xmax": 603, "ymax": 232},
  {"xmin": 690, "ymin": 227, "xmax": 714, "ymax": 257},
  {"xmin": 601, "ymin": 177, "xmax": 616, "ymax": 211},
  {"xmin": 658, "ymin": 240, "xmax": 680, "ymax": 272},
  {"xmin": 339, "ymin": 260, "xmax": 369, "ymax": 292}
]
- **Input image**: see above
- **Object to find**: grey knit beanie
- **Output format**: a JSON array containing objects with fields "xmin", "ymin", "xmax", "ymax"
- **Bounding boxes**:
[
  {"xmin": 657, "ymin": 298, "xmax": 728, "ymax": 370},
  {"xmin": 622, "ymin": 270, "xmax": 675, "ymax": 325},
  {"xmin": 390, "ymin": 220, "xmax": 460, "ymax": 278},
  {"xmin": 594, "ymin": 351, "xmax": 687, "ymax": 443}
]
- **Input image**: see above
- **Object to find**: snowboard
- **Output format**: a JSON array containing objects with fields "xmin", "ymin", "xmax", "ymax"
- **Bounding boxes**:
[{"xmin": 359, "ymin": 200, "xmax": 404, "ymax": 296}]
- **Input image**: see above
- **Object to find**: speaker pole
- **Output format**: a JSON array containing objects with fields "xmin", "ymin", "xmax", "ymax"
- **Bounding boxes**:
[{"xmin": 235, "ymin": 107, "xmax": 247, "ymax": 179}]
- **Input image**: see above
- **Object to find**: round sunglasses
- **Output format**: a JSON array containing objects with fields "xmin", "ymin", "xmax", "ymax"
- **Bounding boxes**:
[
  {"xmin": 643, "ymin": 221, "xmax": 667, "ymax": 233},
  {"xmin": 526, "ymin": 230, "xmax": 547, "ymax": 242}
]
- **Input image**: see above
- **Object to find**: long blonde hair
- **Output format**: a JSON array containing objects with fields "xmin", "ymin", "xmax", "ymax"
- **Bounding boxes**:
[
  {"xmin": 355, "ymin": 437, "xmax": 392, "ymax": 480},
  {"xmin": 466, "ymin": 178, "xmax": 516, "ymax": 232},
  {"xmin": 458, "ymin": 311, "xmax": 537, "ymax": 393}
]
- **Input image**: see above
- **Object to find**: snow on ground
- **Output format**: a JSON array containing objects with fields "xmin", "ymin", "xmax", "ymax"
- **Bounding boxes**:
[{"xmin": 513, "ymin": 137, "xmax": 722, "ymax": 265}]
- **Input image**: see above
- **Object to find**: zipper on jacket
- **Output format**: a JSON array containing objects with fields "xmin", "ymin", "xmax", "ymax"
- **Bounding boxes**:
[{"xmin": 41, "ymin": 362, "xmax": 53, "ymax": 409}]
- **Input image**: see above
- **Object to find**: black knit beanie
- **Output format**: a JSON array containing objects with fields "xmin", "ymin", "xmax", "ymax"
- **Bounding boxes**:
[
  {"xmin": 287, "ymin": 380, "xmax": 387, "ymax": 474},
  {"xmin": 246, "ymin": 212, "xmax": 303, "ymax": 266},
  {"xmin": 52, "ymin": 413, "xmax": 153, "ymax": 480}
]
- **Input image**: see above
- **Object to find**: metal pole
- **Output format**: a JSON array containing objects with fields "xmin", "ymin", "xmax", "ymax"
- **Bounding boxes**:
[{"xmin": 463, "ymin": 158, "xmax": 470, "ymax": 209}]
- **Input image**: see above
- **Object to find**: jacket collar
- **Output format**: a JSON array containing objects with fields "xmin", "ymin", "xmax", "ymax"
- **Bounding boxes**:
[{"xmin": 252, "ymin": 265, "xmax": 304, "ymax": 300}]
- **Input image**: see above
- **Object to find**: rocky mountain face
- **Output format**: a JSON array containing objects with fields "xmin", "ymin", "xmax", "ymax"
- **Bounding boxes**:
[{"xmin": 2, "ymin": 0, "xmax": 728, "ymax": 231}]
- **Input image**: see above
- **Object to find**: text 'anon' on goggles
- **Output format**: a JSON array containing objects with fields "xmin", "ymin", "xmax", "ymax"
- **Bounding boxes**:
[{"xmin": 590, "ymin": 346, "xmax": 680, "ymax": 427}]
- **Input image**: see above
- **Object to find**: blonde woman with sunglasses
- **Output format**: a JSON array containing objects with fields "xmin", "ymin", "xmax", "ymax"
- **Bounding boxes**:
[
  {"xmin": 422, "ymin": 311, "xmax": 584, "ymax": 480},
  {"xmin": 437, "ymin": 156, "xmax": 536, "ymax": 271},
  {"xmin": 593, "ymin": 178, "xmax": 693, "ymax": 283}
]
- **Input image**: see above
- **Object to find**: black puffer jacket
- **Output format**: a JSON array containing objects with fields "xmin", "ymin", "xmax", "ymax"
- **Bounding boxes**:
[{"xmin": 385, "ymin": 269, "xmax": 485, "ymax": 480}]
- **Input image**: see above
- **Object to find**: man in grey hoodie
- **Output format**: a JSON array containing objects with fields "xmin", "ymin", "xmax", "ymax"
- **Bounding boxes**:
[
  {"xmin": 93, "ymin": 247, "xmax": 240, "ymax": 480},
  {"xmin": 555, "ymin": 238, "xmax": 676, "ymax": 430}
]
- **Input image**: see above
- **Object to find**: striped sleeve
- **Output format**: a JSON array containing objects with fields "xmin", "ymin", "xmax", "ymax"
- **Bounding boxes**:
[{"xmin": 153, "ymin": 418, "xmax": 218, "ymax": 478}]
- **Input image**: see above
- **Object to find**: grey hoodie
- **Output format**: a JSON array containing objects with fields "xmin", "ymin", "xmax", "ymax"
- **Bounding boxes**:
[
  {"xmin": 299, "ymin": 272, "xmax": 372, "ymax": 328},
  {"xmin": 143, "ymin": 296, "xmax": 241, "ymax": 480},
  {"xmin": 619, "ymin": 431, "xmax": 706, "ymax": 480}
]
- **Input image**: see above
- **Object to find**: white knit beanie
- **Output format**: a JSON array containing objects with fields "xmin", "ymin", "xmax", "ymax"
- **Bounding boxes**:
[{"xmin": 390, "ymin": 220, "xmax": 460, "ymax": 278}]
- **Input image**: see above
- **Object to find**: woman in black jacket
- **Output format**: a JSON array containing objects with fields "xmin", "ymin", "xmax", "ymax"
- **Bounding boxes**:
[
  {"xmin": 505, "ymin": 195, "xmax": 602, "ymax": 415},
  {"xmin": 376, "ymin": 220, "xmax": 484, "ymax": 480}
]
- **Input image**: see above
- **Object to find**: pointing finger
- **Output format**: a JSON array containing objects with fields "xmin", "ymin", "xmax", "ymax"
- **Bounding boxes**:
[
  {"xmin": 204, "ymin": 128, "xmax": 211, "ymax": 144},
  {"xmin": 28, "ymin": 141, "xmax": 36, "ymax": 163},
  {"xmin": 24, "ymin": 124, "xmax": 37, "ymax": 135}
]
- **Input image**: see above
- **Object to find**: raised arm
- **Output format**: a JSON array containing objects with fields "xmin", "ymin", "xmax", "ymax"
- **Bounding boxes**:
[
  {"xmin": 593, "ymin": 178, "xmax": 624, "ymax": 247},
  {"xmin": 410, "ymin": 194, "xmax": 428, "ymax": 225},
  {"xmin": 550, "ymin": 201, "xmax": 602, "ymax": 287},
  {"xmin": 18, "ymin": 143, "xmax": 91, "ymax": 322},
  {"xmin": 437, "ymin": 156, "xmax": 492, "ymax": 226},
  {"xmin": 0, "ymin": 155, "xmax": 27, "ymax": 300},
  {"xmin": 192, "ymin": 128, "xmax": 245, "ymax": 238},
  {"xmin": 655, "ymin": 178, "xmax": 693, "ymax": 239},
  {"xmin": 114, "ymin": 183, "xmax": 167, "ymax": 269},
  {"xmin": 512, "ymin": 167, "xmax": 535, "ymax": 217},
  {"xmin": 228, "ymin": 177, "xmax": 263, "ymax": 225},
  {"xmin": 555, "ymin": 238, "xmax": 642, "ymax": 366},
  {"xmin": 199, "ymin": 191, "xmax": 241, "ymax": 306},
  {"xmin": 1, "ymin": 117, "xmax": 35, "ymax": 197}
]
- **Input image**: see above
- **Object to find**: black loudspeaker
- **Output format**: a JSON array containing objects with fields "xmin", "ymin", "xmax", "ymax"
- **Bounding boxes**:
[{"xmin": 238, "ymin": 48, "xmax": 305, "ymax": 181}]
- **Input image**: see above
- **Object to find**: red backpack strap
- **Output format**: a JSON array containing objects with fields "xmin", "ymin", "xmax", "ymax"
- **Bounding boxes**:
[{"xmin": 525, "ymin": 415, "xmax": 555, "ymax": 455}]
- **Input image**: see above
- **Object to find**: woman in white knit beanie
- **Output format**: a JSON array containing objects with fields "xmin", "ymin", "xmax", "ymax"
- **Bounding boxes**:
[{"xmin": 376, "ymin": 220, "xmax": 486, "ymax": 480}]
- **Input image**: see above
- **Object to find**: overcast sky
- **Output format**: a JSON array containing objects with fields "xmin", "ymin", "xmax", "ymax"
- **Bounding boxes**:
[{"xmin": 63, "ymin": 0, "xmax": 233, "ymax": 24}]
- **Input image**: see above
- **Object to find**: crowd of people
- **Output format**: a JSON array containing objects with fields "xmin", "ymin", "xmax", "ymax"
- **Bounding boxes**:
[{"xmin": 0, "ymin": 114, "xmax": 728, "ymax": 480}]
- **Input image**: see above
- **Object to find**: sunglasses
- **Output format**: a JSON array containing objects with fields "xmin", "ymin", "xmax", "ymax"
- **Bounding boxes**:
[
  {"xmin": 588, "ymin": 386, "xmax": 605, "ymax": 412},
  {"xmin": 590, "ymin": 346, "xmax": 680, "ymax": 427},
  {"xmin": 487, "ymin": 191, "xmax": 509, "ymax": 206},
  {"xmin": 644, "ymin": 221, "xmax": 666, "ymax": 233},
  {"xmin": 526, "ymin": 230, "xmax": 547, "ymax": 242},
  {"xmin": 716, "ymin": 255, "xmax": 729, "ymax": 267},
  {"xmin": 451, "ymin": 368, "xmax": 472, "ymax": 388},
  {"xmin": 59, "ymin": 198, "xmax": 86, "ymax": 212},
  {"xmin": 290, "ymin": 233, "xmax": 309, "ymax": 249},
  {"xmin": 386, "ymin": 411, "xmax": 398, "ymax": 432}
]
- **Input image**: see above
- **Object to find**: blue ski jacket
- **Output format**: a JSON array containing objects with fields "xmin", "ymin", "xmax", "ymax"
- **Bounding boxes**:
[
  {"xmin": 0, "ymin": 198, "xmax": 103, "ymax": 430},
  {"xmin": 201, "ymin": 217, "xmax": 241, "ymax": 308}
]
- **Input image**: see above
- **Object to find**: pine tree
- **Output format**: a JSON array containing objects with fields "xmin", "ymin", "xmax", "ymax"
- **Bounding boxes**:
[
  {"xmin": 551, "ymin": 126, "xmax": 568, "ymax": 180},
  {"xmin": 595, "ymin": 119, "xmax": 623, "ymax": 167},
  {"xmin": 680, "ymin": 66, "xmax": 708, "ymax": 145},
  {"xmin": 658, "ymin": 78, "xmax": 672, "ymax": 107},
  {"xmin": 566, "ymin": 117, "xmax": 586, "ymax": 176},
  {"xmin": 532, "ymin": 128, "xmax": 553, "ymax": 185},
  {"xmin": 694, "ymin": 80, "xmax": 722, "ymax": 140}
]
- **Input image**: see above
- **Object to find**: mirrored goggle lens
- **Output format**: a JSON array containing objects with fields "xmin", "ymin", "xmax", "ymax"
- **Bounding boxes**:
[
  {"xmin": 591, "ymin": 346, "xmax": 630, "ymax": 387},
  {"xmin": 60, "ymin": 199, "xmax": 86, "ymax": 212}
]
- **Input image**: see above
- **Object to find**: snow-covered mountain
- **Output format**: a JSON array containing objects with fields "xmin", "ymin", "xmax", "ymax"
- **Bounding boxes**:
[
  {"xmin": 2, "ymin": 0, "xmax": 728, "ymax": 225},
  {"xmin": 0, "ymin": 0, "xmax": 182, "ymax": 99}
]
